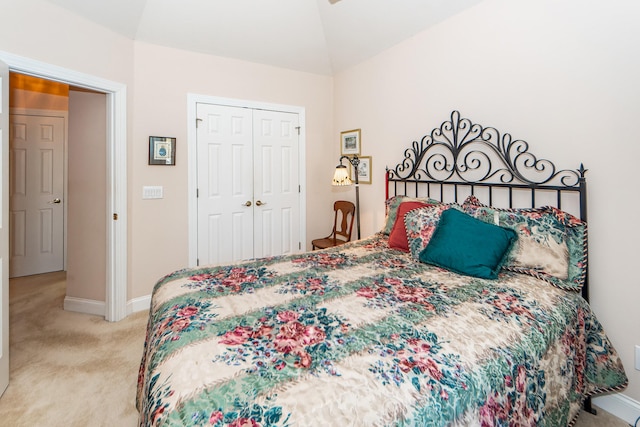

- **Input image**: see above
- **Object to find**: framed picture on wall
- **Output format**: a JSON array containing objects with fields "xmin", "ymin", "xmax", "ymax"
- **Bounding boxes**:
[
  {"xmin": 350, "ymin": 156, "xmax": 372, "ymax": 184},
  {"xmin": 340, "ymin": 129, "xmax": 361, "ymax": 156},
  {"xmin": 149, "ymin": 136, "xmax": 176, "ymax": 165}
]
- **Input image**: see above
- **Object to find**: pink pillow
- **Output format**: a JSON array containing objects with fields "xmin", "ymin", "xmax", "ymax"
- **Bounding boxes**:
[{"xmin": 388, "ymin": 201, "xmax": 432, "ymax": 251}]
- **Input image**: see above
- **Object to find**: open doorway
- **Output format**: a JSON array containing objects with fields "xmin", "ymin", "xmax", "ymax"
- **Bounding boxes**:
[
  {"xmin": 0, "ymin": 53, "xmax": 128, "ymax": 398},
  {"xmin": 9, "ymin": 73, "xmax": 108, "ymax": 309},
  {"xmin": 0, "ymin": 50, "xmax": 128, "ymax": 322}
]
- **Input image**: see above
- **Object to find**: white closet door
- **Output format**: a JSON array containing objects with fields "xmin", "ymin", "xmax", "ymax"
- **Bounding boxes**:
[
  {"xmin": 196, "ymin": 103, "xmax": 254, "ymax": 266},
  {"xmin": 253, "ymin": 110, "xmax": 300, "ymax": 258}
]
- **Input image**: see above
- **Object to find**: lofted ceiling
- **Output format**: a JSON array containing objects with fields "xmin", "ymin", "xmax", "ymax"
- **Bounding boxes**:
[{"xmin": 43, "ymin": 0, "xmax": 484, "ymax": 75}]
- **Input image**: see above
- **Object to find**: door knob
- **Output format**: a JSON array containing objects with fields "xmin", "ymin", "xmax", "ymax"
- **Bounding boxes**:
[
  {"xmin": 256, "ymin": 200, "xmax": 266, "ymax": 206},
  {"xmin": 48, "ymin": 198, "xmax": 61, "ymax": 204},
  {"xmin": 243, "ymin": 201, "xmax": 252, "ymax": 207}
]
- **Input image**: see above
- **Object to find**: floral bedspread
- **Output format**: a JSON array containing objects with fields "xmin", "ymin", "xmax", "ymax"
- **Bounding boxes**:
[{"xmin": 137, "ymin": 234, "xmax": 627, "ymax": 427}]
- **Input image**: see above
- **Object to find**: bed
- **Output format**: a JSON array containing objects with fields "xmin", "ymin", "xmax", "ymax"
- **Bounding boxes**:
[{"xmin": 137, "ymin": 111, "xmax": 627, "ymax": 426}]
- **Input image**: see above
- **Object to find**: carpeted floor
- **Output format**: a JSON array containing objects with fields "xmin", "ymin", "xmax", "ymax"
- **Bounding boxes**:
[
  {"xmin": 0, "ymin": 271, "xmax": 630, "ymax": 426},
  {"xmin": 0, "ymin": 272, "xmax": 147, "ymax": 426}
]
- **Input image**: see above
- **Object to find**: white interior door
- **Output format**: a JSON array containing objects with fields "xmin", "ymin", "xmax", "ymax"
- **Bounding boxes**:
[
  {"xmin": 253, "ymin": 109, "xmax": 300, "ymax": 257},
  {"xmin": 196, "ymin": 103, "xmax": 254, "ymax": 266},
  {"xmin": 0, "ymin": 59, "xmax": 10, "ymax": 396},
  {"xmin": 9, "ymin": 114, "xmax": 64, "ymax": 277}
]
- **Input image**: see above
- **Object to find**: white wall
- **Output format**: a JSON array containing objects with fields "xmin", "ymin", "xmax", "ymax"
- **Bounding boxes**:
[
  {"xmin": 333, "ymin": 0, "xmax": 640, "ymax": 407},
  {"xmin": 129, "ymin": 42, "xmax": 334, "ymax": 299},
  {"xmin": 0, "ymin": 0, "xmax": 135, "ymax": 84}
]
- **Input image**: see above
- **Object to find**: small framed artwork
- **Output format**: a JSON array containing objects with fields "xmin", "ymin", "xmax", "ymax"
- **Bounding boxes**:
[
  {"xmin": 149, "ymin": 136, "xmax": 176, "ymax": 165},
  {"xmin": 340, "ymin": 129, "xmax": 361, "ymax": 156},
  {"xmin": 350, "ymin": 156, "xmax": 372, "ymax": 184}
]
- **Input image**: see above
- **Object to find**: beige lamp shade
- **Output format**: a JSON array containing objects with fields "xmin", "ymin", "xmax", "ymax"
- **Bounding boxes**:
[{"xmin": 332, "ymin": 164, "xmax": 353, "ymax": 186}]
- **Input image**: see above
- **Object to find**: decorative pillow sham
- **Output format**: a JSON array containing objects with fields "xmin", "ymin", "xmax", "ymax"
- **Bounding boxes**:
[
  {"xmin": 383, "ymin": 195, "xmax": 439, "ymax": 235},
  {"xmin": 543, "ymin": 206, "xmax": 588, "ymax": 291},
  {"xmin": 388, "ymin": 201, "xmax": 433, "ymax": 251},
  {"xmin": 463, "ymin": 199, "xmax": 569, "ymax": 279},
  {"xmin": 403, "ymin": 203, "xmax": 464, "ymax": 260},
  {"xmin": 419, "ymin": 208, "xmax": 517, "ymax": 280},
  {"xmin": 462, "ymin": 196, "xmax": 587, "ymax": 291}
]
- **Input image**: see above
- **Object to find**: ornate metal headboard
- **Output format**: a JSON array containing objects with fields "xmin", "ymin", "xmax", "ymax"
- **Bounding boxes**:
[{"xmin": 385, "ymin": 110, "xmax": 589, "ymax": 297}]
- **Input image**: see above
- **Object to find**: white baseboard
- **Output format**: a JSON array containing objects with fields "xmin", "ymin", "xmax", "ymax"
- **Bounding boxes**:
[
  {"xmin": 63, "ymin": 296, "xmax": 105, "ymax": 317},
  {"xmin": 63, "ymin": 295, "xmax": 151, "ymax": 318},
  {"xmin": 127, "ymin": 294, "xmax": 151, "ymax": 315},
  {"xmin": 593, "ymin": 393, "xmax": 640, "ymax": 425}
]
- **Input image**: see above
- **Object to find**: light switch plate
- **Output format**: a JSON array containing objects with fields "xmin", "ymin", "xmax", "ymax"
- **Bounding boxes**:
[{"xmin": 143, "ymin": 186, "xmax": 163, "ymax": 199}]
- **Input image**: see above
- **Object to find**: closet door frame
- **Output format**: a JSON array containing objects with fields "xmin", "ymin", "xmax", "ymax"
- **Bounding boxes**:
[{"xmin": 186, "ymin": 94, "xmax": 306, "ymax": 267}]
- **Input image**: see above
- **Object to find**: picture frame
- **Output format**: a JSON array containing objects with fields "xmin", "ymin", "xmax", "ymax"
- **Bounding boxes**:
[
  {"xmin": 350, "ymin": 156, "xmax": 372, "ymax": 184},
  {"xmin": 149, "ymin": 136, "xmax": 176, "ymax": 165},
  {"xmin": 340, "ymin": 129, "xmax": 361, "ymax": 156}
]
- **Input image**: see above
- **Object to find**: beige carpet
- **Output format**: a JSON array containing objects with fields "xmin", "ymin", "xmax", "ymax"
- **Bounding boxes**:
[
  {"xmin": 0, "ymin": 272, "xmax": 629, "ymax": 426},
  {"xmin": 0, "ymin": 272, "xmax": 147, "ymax": 426}
]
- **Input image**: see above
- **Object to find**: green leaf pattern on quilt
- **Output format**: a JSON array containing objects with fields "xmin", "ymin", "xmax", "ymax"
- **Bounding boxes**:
[{"xmin": 137, "ymin": 234, "xmax": 626, "ymax": 427}]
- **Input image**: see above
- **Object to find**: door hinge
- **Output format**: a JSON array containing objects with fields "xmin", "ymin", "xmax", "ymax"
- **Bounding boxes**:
[
  {"xmin": 197, "ymin": 258, "xmax": 200, "ymax": 266},
  {"xmin": 295, "ymin": 126, "xmax": 301, "ymax": 135},
  {"xmin": 113, "ymin": 213, "xmax": 118, "ymax": 220},
  {"xmin": 196, "ymin": 188, "xmax": 199, "ymax": 198},
  {"xmin": 299, "ymin": 242, "xmax": 301, "ymax": 250},
  {"xmin": 196, "ymin": 118, "xmax": 203, "ymax": 128},
  {"xmin": 299, "ymin": 185, "xmax": 301, "ymax": 193}
]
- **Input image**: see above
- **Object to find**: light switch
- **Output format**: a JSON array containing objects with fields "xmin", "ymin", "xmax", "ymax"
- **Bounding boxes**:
[{"xmin": 143, "ymin": 186, "xmax": 163, "ymax": 199}]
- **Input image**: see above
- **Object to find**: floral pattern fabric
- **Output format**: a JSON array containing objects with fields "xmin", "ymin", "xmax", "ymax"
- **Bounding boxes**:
[
  {"xmin": 382, "ymin": 195, "xmax": 439, "ymax": 235},
  {"xmin": 462, "ymin": 196, "xmax": 588, "ymax": 292},
  {"xmin": 403, "ymin": 203, "xmax": 464, "ymax": 259},
  {"xmin": 137, "ymin": 234, "xmax": 627, "ymax": 427}
]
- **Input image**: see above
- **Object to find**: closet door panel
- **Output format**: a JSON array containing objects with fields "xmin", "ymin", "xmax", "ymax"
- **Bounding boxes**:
[
  {"xmin": 196, "ymin": 103, "xmax": 254, "ymax": 265},
  {"xmin": 253, "ymin": 110, "xmax": 300, "ymax": 258}
]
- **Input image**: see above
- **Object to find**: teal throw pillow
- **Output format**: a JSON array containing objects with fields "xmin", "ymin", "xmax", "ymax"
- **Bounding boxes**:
[{"xmin": 419, "ymin": 208, "xmax": 517, "ymax": 280}]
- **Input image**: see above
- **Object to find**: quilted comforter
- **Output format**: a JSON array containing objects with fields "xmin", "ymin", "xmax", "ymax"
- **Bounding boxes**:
[{"xmin": 137, "ymin": 234, "xmax": 627, "ymax": 426}]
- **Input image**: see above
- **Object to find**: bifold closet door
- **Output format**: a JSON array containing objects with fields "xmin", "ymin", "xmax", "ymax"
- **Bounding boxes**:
[{"xmin": 196, "ymin": 103, "xmax": 301, "ymax": 266}]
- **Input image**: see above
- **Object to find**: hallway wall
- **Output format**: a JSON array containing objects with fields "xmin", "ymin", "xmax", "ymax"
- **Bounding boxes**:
[{"xmin": 67, "ymin": 90, "xmax": 107, "ymax": 302}]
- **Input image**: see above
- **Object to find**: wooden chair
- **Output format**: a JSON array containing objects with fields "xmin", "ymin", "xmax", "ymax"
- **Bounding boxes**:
[{"xmin": 311, "ymin": 200, "xmax": 356, "ymax": 250}]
